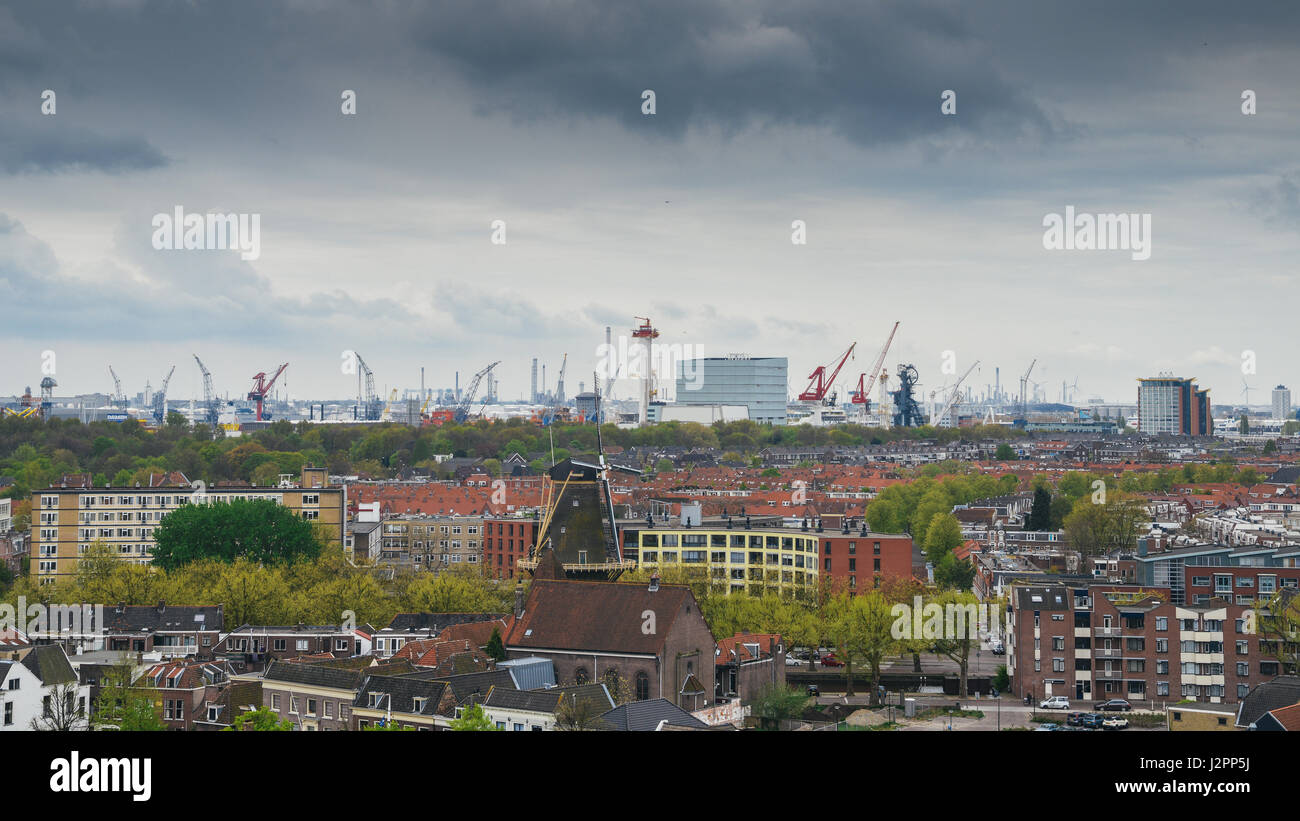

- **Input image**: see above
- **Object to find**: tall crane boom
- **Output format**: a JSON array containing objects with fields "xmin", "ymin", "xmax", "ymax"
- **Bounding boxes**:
[
  {"xmin": 1019, "ymin": 358, "xmax": 1037, "ymax": 413},
  {"xmin": 799, "ymin": 342, "xmax": 857, "ymax": 403},
  {"xmin": 151, "ymin": 365, "xmax": 175, "ymax": 425},
  {"xmin": 454, "ymin": 361, "xmax": 500, "ymax": 423},
  {"xmin": 193, "ymin": 355, "xmax": 219, "ymax": 426},
  {"xmin": 935, "ymin": 360, "xmax": 979, "ymax": 427},
  {"xmin": 851, "ymin": 322, "xmax": 900, "ymax": 407},
  {"xmin": 108, "ymin": 366, "xmax": 126, "ymax": 410},
  {"xmin": 247, "ymin": 363, "xmax": 288, "ymax": 421},
  {"xmin": 354, "ymin": 352, "xmax": 380, "ymax": 420}
]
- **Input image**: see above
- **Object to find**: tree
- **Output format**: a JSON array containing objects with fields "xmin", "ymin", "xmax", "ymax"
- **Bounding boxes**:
[
  {"xmin": 929, "ymin": 590, "xmax": 980, "ymax": 697},
  {"xmin": 749, "ymin": 684, "xmax": 810, "ymax": 730},
  {"xmin": 1239, "ymin": 414, "xmax": 1250, "ymax": 435},
  {"xmin": 30, "ymin": 681, "xmax": 88, "ymax": 731},
  {"xmin": 554, "ymin": 691, "xmax": 606, "ymax": 731},
  {"xmin": 922, "ymin": 512, "xmax": 963, "ymax": 565},
  {"xmin": 151, "ymin": 499, "xmax": 324, "ymax": 570},
  {"xmin": 1256, "ymin": 588, "xmax": 1300, "ymax": 672},
  {"xmin": 1263, "ymin": 439, "xmax": 1277, "ymax": 455},
  {"xmin": 654, "ymin": 458, "xmax": 674, "ymax": 474},
  {"xmin": 225, "ymin": 706, "xmax": 292, "ymax": 731},
  {"xmin": 93, "ymin": 657, "xmax": 166, "ymax": 731},
  {"xmin": 933, "ymin": 551, "xmax": 975, "ymax": 591},
  {"xmin": 449, "ymin": 703, "xmax": 500, "ymax": 731},
  {"xmin": 1061, "ymin": 492, "xmax": 1146, "ymax": 559},
  {"xmin": 485, "ymin": 626, "xmax": 506, "ymax": 661},
  {"xmin": 994, "ymin": 444, "xmax": 1015, "ymax": 461},
  {"xmin": 993, "ymin": 665, "xmax": 1010, "ymax": 692},
  {"xmin": 828, "ymin": 591, "xmax": 896, "ymax": 703},
  {"xmin": 1026, "ymin": 486, "xmax": 1052, "ymax": 531}
]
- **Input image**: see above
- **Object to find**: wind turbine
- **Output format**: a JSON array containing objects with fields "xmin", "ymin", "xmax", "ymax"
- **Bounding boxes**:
[{"xmin": 1241, "ymin": 377, "xmax": 1256, "ymax": 408}]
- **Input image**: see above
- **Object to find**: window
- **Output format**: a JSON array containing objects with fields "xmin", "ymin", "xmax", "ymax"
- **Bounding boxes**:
[
  {"xmin": 271, "ymin": 694, "xmax": 281, "ymax": 710},
  {"xmin": 635, "ymin": 672, "xmax": 650, "ymax": 701},
  {"xmin": 307, "ymin": 699, "xmax": 317, "ymax": 716}
]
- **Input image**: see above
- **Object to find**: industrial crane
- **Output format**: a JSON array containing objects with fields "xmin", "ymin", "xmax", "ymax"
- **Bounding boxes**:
[
  {"xmin": 193, "ymin": 355, "xmax": 219, "ymax": 426},
  {"xmin": 851, "ymin": 322, "xmax": 899, "ymax": 410},
  {"xmin": 108, "ymin": 366, "xmax": 127, "ymax": 410},
  {"xmin": 353, "ymin": 352, "xmax": 382, "ymax": 420},
  {"xmin": 1018, "ymin": 359, "xmax": 1037, "ymax": 417},
  {"xmin": 543, "ymin": 353, "xmax": 569, "ymax": 425},
  {"xmin": 151, "ymin": 366, "xmax": 175, "ymax": 425},
  {"xmin": 247, "ymin": 363, "xmax": 288, "ymax": 422},
  {"xmin": 934, "ymin": 360, "xmax": 979, "ymax": 427},
  {"xmin": 454, "ymin": 361, "xmax": 500, "ymax": 423},
  {"xmin": 799, "ymin": 342, "xmax": 857, "ymax": 404}
]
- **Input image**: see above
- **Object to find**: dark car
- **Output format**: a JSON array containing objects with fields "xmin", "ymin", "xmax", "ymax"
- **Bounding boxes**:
[
  {"xmin": 1098, "ymin": 699, "xmax": 1132, "ymax": 712},
  {"xmin": 807, "ymin": 684, "xmax": 820, "ymax": 697},
  {"xmin": 1081, "ymin": 713, "xmax": 1106, "ymax": 729},
  {"xmin": 1066, "ymin": 711, "xmax": 1087, "ymax": 727}
]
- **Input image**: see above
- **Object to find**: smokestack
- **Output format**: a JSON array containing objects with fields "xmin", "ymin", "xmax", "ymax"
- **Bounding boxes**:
[{"xmin": 531, "ymin": 358, "xmax": 539, "ymax": 404}]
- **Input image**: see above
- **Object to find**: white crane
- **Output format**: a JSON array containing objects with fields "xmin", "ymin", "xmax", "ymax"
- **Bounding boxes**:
[{"xmin": 935, "ymin": 360, "xmax": 979, "ymax": 427}]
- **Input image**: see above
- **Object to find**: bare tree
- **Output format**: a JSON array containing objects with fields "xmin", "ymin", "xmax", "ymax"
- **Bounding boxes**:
[{"xmin": 31, "ymin": 681, "xmax": 89, "ymax": 731}]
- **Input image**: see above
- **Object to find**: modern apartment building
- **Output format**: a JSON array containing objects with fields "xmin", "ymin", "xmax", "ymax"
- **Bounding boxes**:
[
  {"xmin": 30, "ymin": 466, "xmax": 344, "ymax": 583},
  {"xmin": 673, "ymin": 356, "xmax": 789, "ymax": 425},
  {"xmin": 1273, "ymin": 385, "xmax": 1292, "ymax": 421},
  {"xmin": 1136, "ymin": 376, "xmax": 1212, "ymax": 435},
  {"xmin": 1006, "ymin": 583, "xmax": 1277, "ymax": 706},
  {"xmin": 625, "ymin": 524, "xmax": 820, "ymax": 596}
]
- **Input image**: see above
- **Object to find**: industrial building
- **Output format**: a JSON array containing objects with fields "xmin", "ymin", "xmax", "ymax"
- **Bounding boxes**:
[
  {"xmin": 672, "ymin": 356, "xmax": 788, "ymax": 425},
  {"xmin": 1136, "ymin": 375, "xmax": 1212, "ymax": 435}
]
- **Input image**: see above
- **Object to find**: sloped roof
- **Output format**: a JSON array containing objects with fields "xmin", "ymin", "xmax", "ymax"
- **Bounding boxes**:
[
  {"xmin": 384, "ymin": 613, "xmax": 508, "ymax": 633},
  {"xmin": 354, "ymin": 675, "xmax": 451, "ymax": 717},
  {"xmin": 506, "ymin": 578, "xmax": 698, "ymax": 655},
  {"xmin": 599, "ymin": 698, "xmax": 708, "ymax": 731},
  {"xmin": 483, "ymin": 682, "xmax": 613, "ymax": 716},
  {"xmin": 1263, "ymin": 702, "xmax": 1300, "ymax": 731},
  {"xmin": 262, "ymin": 660, "xmax": 366, "ymax": 691},
  {"xmin": 1237, "ymin": 675, "xmax": 1300, "ymax": 727},
  {"xmin": 106, "ymin": 604, "xmax": 224, "ymax": 633},
  {"xmin": 20, "ymin": 644, "xmax": 77, "ymax": 685}
]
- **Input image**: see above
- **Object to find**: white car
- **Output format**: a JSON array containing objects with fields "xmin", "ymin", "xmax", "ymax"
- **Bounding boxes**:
[
  {"xmin": 1040, "ymin": 696, "xmax": 1070, "ymax": 710},
  {"xmin": 784, "ymin": 656, "xmax": 805, "ymax": 666}
]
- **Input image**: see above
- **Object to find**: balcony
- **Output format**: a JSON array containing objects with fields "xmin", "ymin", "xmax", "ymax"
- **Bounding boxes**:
[
  {"xmin": 1093, "ymin": 627, "xmax": 1122, "ymax": 637},
  {"xmin": 1094, "ymin": 648, "xmax": 1122, "ymax": 659}
]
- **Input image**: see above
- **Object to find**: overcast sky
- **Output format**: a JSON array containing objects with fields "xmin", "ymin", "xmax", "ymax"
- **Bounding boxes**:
[{"xmin": 2, "ymin": 0, "xmax": 1298, "ymax": 410}]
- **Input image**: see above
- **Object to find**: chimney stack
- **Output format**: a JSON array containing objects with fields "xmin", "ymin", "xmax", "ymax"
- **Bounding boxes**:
[{"xmin": 514, "ymin": 580, "xmax": 524, "ymax": 619}]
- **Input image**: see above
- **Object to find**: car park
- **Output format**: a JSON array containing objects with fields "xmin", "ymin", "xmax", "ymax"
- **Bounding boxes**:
[
  {"xmin": 1039, "ymin": 695, "xmax": 1070, "ymax": 710},
  {"xmin": 1098, "ymin": 699, "xmax": 1132, "ymax": 712}
]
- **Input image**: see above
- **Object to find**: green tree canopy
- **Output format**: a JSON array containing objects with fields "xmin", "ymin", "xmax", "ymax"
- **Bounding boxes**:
[{"xmin": 151, "ymin": 499, "xmax": 324, "ymax": 570}]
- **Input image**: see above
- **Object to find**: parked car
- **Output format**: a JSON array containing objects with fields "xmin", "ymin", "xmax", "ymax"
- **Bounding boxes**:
[
  {"xmin": 1103, "ymin": 716, "xmax": 1129, "ymax": 730},
  {"xmin": 806, "ymin": 684, "xmax": 820, "ymax": 697},
  {"xmin": 1034, "ymin": 722, "xmax": 1062, "ymax": 731},
  {"xmin": 989, "ymin": 640, "xmax": 1005, "ymax": 655},
  {"xmin": 784, "ymin": 656, "xmax": 805, "ymax": 666},
  {"xmin": 1081, "ymin": 713, "xmax": 1106, "ymax": 729},
  {"xmin": 1098, "ymin": 699, "xmax": 1132, "ymax": 712},
  {"xmin": 1039, "ymin": 695, "xmax": 1070, "ymax": 710},
  {"xmin": 819, "ymin": 653, "xmax": 844, "ymax": 668},
  {"xmin": 1066, "ymin": 712, "xmax": 1087, "ymax": 726}
]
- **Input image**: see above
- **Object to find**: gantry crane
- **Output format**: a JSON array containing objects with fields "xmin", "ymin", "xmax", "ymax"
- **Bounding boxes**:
[
  {"xmin": 851, "ymin": 322, "xmax": 899, "ymax": 412},
  {"xmin": 151, "ymin": 366, "xmax": 175, "ymax": 425},
  {"xmin": 193, "ymin": 355, "xmax": 219, "ymax": 426},
  {"xmin": 247, "ymin": 363, "xmax": 288, "ymax": 421},
  {"xmin": 799, "ymin": 342, "xmax": 857, "ymax": 405},
  {"xmin": 353, "ymin": 352, "xmax": 382, "ymax": 420}
]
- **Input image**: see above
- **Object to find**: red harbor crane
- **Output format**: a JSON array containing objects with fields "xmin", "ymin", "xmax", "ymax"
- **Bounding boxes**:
[
  {"xmin": 799, "ymin": 342, "xmax": 856, "ymax": 403},
  {"xmin": 247, "ymin": 363, "xmax": 288, "ymax": 421}
]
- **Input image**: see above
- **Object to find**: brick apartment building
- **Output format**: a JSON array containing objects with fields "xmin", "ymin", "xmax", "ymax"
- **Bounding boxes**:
[
  {"xmin": 1007, "ymin": 582, "xmax": 1278, "ymax": 706},
  {"xmin": 818, "ymin": 531, "xmax": 918, "ymax": 594},
  {"xmin": 483, "ymin": 515, "xmax": 537, "ymax": 579}
]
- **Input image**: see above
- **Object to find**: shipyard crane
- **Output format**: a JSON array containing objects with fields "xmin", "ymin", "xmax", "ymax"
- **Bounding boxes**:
[
  {"xmin": 193, "ymin": 355, "xmax": 219, "ymax": 427},
  {"xmin": 799, "ymin": 342, "xmax": 857, "ymax": 404},
  {"xmin": 380, "ymin": 388, "xmax": 400, "ymax": 422},
  {"xmin": 851, "ymin": 322, "xmax": 899, "ymax": 411},
  {"xmin": 150, "ymin": 366, "xmax": 175, "ymax": 425},
  {"xmin": 934, "ymin": 360, "xmax": 979, "ymax": 427},
  {"xmin": 353, "ymin": 353, "xmax": 382, "ymax": 420},
  {"xmin": 247, "ymin": 363, "xmax": 288, "ymax": 422},
  {"xmin": 454, "ymin": 361, "xmax": 500, "ymax": 423},
  {"xmin": 1018, "ymin": 359, "xmax": 1037, "ymax": 417},
  {"xmin": 543, "ymin": 354, "xmax": 569, "ymax": 425},
  {"xmin": 108, "ymin": 366, "xmax": 127, "ymax": 410}
]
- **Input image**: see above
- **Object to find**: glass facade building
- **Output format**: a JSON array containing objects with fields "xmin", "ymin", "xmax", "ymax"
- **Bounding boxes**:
[{"xmin": 674, "ymin": 356, "xmax": 788, "ymax": 425}]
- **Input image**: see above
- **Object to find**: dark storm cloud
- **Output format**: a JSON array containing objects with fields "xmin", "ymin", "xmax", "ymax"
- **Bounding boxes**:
[
  {"xmin": 0, "ymin": 122, "xmax": 167, "ymax": 174},
  {"xmin": 415, "ymin": 0, "xmax": 1059, "ymax": 146}
]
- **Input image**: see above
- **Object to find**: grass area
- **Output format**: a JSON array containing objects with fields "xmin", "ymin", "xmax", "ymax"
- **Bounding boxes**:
[{"xmin": 837, "ymin": 721, "xmax": 900, "ymax": 731}]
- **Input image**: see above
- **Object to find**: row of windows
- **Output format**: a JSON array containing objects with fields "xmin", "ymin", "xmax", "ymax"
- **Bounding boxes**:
[{"xmin": 639, "ymin": 533, "xmax": 815, "ymax": 552}]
